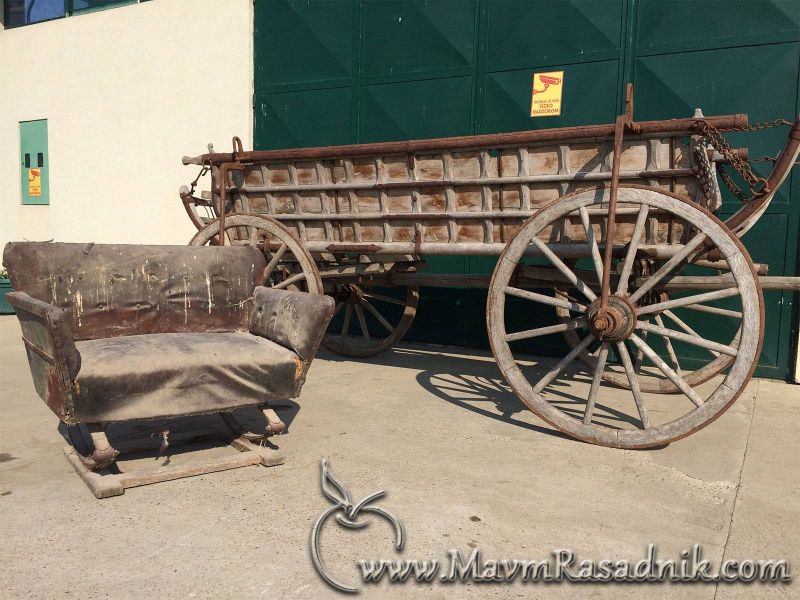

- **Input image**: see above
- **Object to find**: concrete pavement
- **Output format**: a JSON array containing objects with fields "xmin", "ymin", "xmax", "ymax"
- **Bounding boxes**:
[{"xmin": 0, "ymin": 315, "xmax": 796, "ymax": 599}]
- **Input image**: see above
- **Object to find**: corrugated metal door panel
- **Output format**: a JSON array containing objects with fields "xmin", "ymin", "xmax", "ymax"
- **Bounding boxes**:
[
  {"xmin": 362, "ymin": 77, "xmax": 475, "ymax": 142},
  {"xmin": 467, "ymin": 0, "xmax": 626, "ymax": 347},
  {"xmin": 362, "ymin": 0, "xmax": 476, "ymax": 81},
  {"xmin": 255, "ymin": 88, "xmax": 355, "ymax": 149},
  {"xmin": 484, "ymin": 0, "xmax": 624, "ymax": 70},
  {"xmin": 632, "ymin": 0, "xmax": 800, "ymax": 378},
  {"xmin": 254, "ymin": 0, "xmax": 356, "ymax": 93},
  {"xmin": 253, "ymin": 0, "xmax": 800, "ymax": 375},
  {"xmin": 636, "ymin": 0, "xmax": 800, "ymax": 55},
  {"xmin": 359, "ymin": 1, "xmax": 478, "ymax": 341}
]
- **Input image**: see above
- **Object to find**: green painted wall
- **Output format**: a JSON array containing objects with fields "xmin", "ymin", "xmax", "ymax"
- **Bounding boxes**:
[{"xmin": 254, "ymin": 0, "xmax": 800, "ymax": 378}]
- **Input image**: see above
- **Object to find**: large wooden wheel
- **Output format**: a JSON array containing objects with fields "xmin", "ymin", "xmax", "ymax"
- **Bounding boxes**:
[
  {"xmin": 487, "ymin": 186, "xmax": 763, "ymax": 448},
  {"xmin": 189, "ymin": 213, "xmax": 322, "ymax": 293},
  {"xmin": 321, "ymin": 283, "xmax": 419, "ymax": 357}
]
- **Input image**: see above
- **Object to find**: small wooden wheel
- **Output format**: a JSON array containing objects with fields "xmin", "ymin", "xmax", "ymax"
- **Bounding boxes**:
[
  {"xmin": 189, "ymin": 213, "xmax": 322, "ymax": 294},
  {"xmin": 321, "ymin": 284, "xmax": 419, "ymax": 357},
  {"xmin": 487, "ymin": 186, "xmax": 763, "ymax": 448}
]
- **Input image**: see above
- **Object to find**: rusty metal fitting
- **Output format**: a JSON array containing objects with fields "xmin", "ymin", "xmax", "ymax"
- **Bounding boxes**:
[{"xmin": 587, "ymin": 296, "xmax": 637, "ymax": 342}]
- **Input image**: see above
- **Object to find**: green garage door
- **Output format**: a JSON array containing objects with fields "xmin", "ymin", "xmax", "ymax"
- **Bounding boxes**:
[{"xmin": 254, "ymin": 0, "xmax": 800, "ymax": 378}]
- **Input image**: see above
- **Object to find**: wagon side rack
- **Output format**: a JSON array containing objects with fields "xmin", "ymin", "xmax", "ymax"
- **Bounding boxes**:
[{"xmin": 179, "ymin": 86, "xmax": 800, "ymax": 448}]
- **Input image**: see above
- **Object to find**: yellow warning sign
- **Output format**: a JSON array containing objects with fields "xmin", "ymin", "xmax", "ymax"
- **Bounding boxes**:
[
  {"xmin": 530, "ymin": 71, "xmax": 564, "ymax": 117},
  {"xmin": 28, "ymin": 168, "xmax": 41, "ymax": 197}
]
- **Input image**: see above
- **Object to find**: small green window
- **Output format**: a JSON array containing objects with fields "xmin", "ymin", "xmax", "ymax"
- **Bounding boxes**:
[{"xmin": 20, "ymin": 119, "xmax": 50, "ymax": 206}]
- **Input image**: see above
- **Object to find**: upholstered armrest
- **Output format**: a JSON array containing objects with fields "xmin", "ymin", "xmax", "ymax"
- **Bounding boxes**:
[
  {"xmin": 249, "ymin": 287, "xmax": 334, "ymax": 362},
  {"xmin": 6, "ymin": 292, "xmax": 81, "ymax": 422}
]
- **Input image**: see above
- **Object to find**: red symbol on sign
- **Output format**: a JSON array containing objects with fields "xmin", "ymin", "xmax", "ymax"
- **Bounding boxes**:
[{"xmin": 533, "ymin": 74, "xmax": 562, "ymax": 95}]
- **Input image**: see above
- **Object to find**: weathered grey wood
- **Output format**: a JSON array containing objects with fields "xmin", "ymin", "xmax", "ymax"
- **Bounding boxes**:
[
  {"xmin": 363, "ymin": 292, "xmax": 406, "ymax": 306},
  {"xmin": 239, "ymin": 167, "xmax": 699, "ymax": 194},
  {"xmin": 340, "ymin": 304, "xmax": 353, "ymax": 341},
  {"xmin": 636, "ymin": 287, "xmax": 741, "ymax": 316},
  {"xmin": 531, "ymin": 335, "xmax": 594, "ymax": 394},
  {"xmin": 504, "ymin": 286, "xmax": 586, "ymax": 312},
  {"xmin": 504, "ymin": 318, "xmax": 585, "ymax": 343},
  {"xmin": 264, "ymin": 243, "xmax": 288, "ymax": 281},
  {"xmin": 628, "ymin": 232, "xmax": 707, "ymax": 303},
  {"xmin": 486, "ymin": 187, "xmax": 762, "ymax": 449},
  {"xmin": 578, "ymin": 206, "xmax": 604, "ymax": 282},
  {"xmin": 655, "ymin": 314, "xmax": 683, "ymax": 376},
  {"xmin": 637, "ymin": 319, "xmax": 738, "ymax": 356},
  {"xmin": 583, "ymin": 343, "xmax": 608, "ymax": 425},
  {"xmin": 64, "ymin": 432, "xmax": 284, "ymax": 499},
  {"xmin": 272, "ymin": 272, "xmax": 307, "ymax": 290},
  {"xmin": 617, "ymin": 342, "xmax": 650, "ymax": 429},
  {"xmin": 322, "ymin": 284, "xmax": 419, "ymax": 357},
  {"xmin": 355, "ymin": 304, "xmax": 370, "ymax": 340},
  {"xmin": 616, "ymin": 204, "xmax": 649, "ymax": 294},
  {"xmin": 361, "ymin": 299, "xmax": 394, "ymax": 333},
  {"xmin": 64, "ymin": 447, "xmax": 124, "ymax": 499},
  {"xmin": 530, "ymin": 237, "xmax": 597, "ymax": 301},
  {"xmin": 682, "ymin": 303, "xmax": 742, "ymax": 319},
  {"xmin": 640, "ymin": 275, "xmax": 800, "ymax": 291},
  {"xmin": 664, "ymin": 310, "xmax": 721, "ymax": 357},
  {"xmin": 628, "ymin": 333, "xmax": 703, "ymax": 407}
]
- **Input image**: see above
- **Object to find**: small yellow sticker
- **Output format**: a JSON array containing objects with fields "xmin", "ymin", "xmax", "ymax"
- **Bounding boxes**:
[
  {"xmin": 530, "ymin": 71, "xmax": 564, "ymax": 118},
  {"xmin": 28, "ymin": 168, "xmax": 42, "ymax": 197}
]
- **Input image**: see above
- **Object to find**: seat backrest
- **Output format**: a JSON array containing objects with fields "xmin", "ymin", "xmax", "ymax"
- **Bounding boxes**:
[{"xmin": 3, "ymin": 242, "xmax": 266, "ymax": 340}]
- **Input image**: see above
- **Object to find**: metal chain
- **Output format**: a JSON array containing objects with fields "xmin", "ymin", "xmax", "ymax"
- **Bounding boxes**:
[
  {"xmin": 187, "ymin": 161, "xmax": 211, "ymax": 197},
  {"xmin": 716, "ymin": 165, "xmax": 749, "ymax": 203},
  {"xmin": 696, "ymin": 118, "xmax": 792, "ymax": 201}
]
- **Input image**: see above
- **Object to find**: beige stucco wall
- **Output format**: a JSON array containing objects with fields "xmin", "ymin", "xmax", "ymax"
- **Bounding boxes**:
[{"xmin": 0, "ymin": 0, "xmax": 252, "ymax": 251}]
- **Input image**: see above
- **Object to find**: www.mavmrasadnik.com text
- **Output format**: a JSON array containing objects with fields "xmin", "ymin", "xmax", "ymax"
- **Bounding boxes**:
[{"xmin": 355, "ymin": 545, "xmax": 791, "ymax": 585}]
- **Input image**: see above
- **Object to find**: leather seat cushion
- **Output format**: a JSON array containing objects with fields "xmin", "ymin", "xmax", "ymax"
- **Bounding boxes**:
[{"xmin": 73, "ymin": 332, "xmax": 300, "ymax": 422}]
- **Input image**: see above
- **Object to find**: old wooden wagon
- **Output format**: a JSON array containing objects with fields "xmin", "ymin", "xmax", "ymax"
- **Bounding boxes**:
[{"xmin": 179, "ymin": 91, "xmax": 800, "ymax": 448}]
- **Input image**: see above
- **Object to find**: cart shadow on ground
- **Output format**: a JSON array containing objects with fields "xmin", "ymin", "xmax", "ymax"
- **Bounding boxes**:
[{"xmin": 318, "ymin": 344, "xmax": 646, "ymax": 444}]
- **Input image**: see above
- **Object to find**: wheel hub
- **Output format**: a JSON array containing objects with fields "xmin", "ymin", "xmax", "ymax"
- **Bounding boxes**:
[
  {"xmin": 587, "ymin": 295, "xmax": 637, "ymax": 342},
  {"xmin": 333, "ymin": 283, "xmax": 364, "ymax": 304}
]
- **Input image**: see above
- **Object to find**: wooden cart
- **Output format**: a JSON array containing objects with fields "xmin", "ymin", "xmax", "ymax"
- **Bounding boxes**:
[{"xmin": 180, "ymin": 94, "xmax": 800, "ymax": 448}]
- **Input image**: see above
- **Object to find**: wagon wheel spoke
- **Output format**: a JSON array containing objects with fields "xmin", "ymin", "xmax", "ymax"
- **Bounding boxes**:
[
  {"xmin": 248, "ymin": 227, "xmax": 262, "ymax": 247},
  {"xmin": 355, "ymin": 304, "xmax": 370, "ymax": 341},
  {"xmin": 264, "ymin": 243, "xmax": 288, "ymax": 282},
  {"xmin": 531, "ymin": 334, "xmax": 594, "ymax": 394},
  {"xmin": 682, "ymin": 303, "xmax": 742, "ymax": 319},
  {"xmin": 633, "ymin": 328, "xmax": 648, "ymax": 374},
  {"xmin": 655, "ymin": 314, "xmax": 683, "ymax": 376},
  {"xmin": 322, "ymin": 285, "xmax": 418, "ymax": 358},
  {"xmin": 616, "ymin": 342, "xmax": 650, "ymax": 429},
  {"xmin": 578, "ymin": 206, "xmax": 603, "ymax": 283},
  {"xmin": 340, "ymin": 304, "xmax": 353, "ymax": 341},
  {"xmin": 361, "ymin": 299, "xmax": 394, "ymax": 333},
  {"xmin": 188, "ymin": 213, "xmax": 323, "ymax": 295},
  {"xmin": 583, "ymin": 343, "xmax": 609, "ymax": 425},
  {"xmin": 616, "ymin": 204, "xmax": 649, "ymax": 294},
  {"xmin": 663, "ymin": 309, "xmax": 722, "ymax": 357},
  {"xmin": 506, "ymin": 286, "xmax": 586, "ymax": 312},
  {"xmin": 530, "ymin": 237, "xmax": 597, "ymax": 302},
  {"xmin": 628, "ymin": 232, "xmax": 707, "ymax": 304},
  {"xmin": 362, "ymin": 292, "xmax": 406, "ymax": 307},
  {"xmin": 273, "ymin": 272, "xmax": 307, "ymax": 290},
  {"xmin": 505, "ymin": 318, "xmax": 585, "ymax": 343},
  {"xmin": 331, "ymin": 301, "xmax": 345, "ymax": 319},
  {"xmin": 636, "ymin": 287, "xmax": 740, "ymax": 317},
  {"xmin": 637, "ymin": 319, "xmax": 738, "ymax": 356},
  {"xmin": 628, "ymin": 333, "xmax": 704, "ymax": 407}
]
